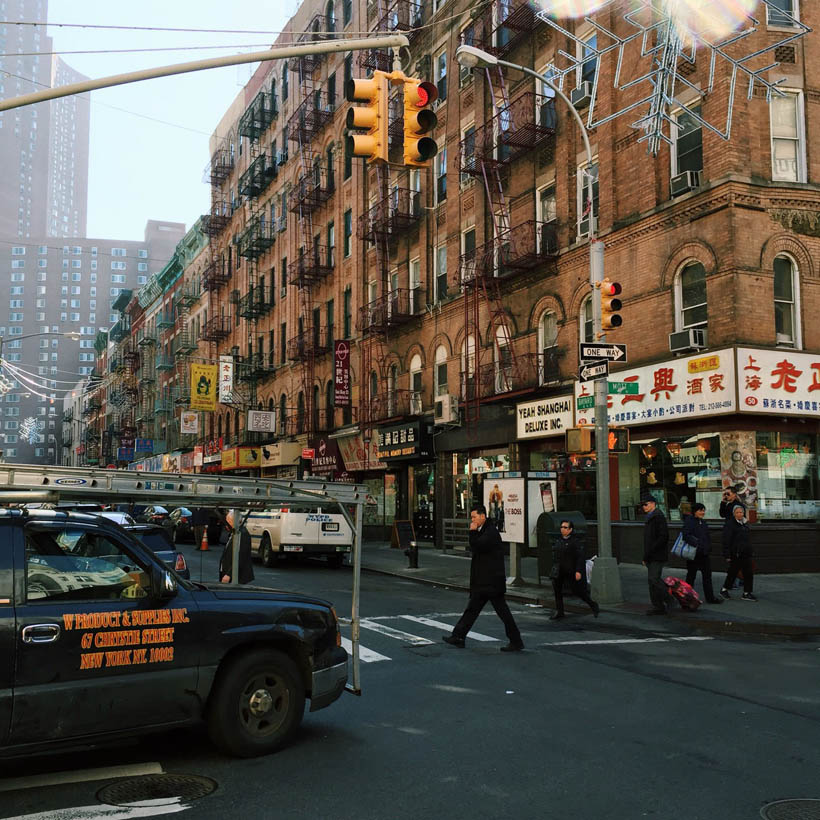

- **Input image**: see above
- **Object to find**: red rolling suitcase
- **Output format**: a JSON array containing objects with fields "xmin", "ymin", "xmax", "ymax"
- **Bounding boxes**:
[{"xmin": 663, "ymin": 576, "xmax": 701, "ymax": 611}]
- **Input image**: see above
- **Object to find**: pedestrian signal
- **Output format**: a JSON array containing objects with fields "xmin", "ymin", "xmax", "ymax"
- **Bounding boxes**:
[
  {"xmin": 345, "ymin": 70, "xmax": 389, "ymax": 163},
  {"xmin": 403, "ymin": 79, "xmax": 438, "ymax": 167},
  {"xmin": 600, "ymin": 278, "xmax": 623, "ymax": 332}
]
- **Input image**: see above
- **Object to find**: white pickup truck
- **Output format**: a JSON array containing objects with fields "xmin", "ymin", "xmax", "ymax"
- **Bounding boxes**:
[{"xmin": 246, "ymin": 505, "xmax": 353, "ymax": 568}]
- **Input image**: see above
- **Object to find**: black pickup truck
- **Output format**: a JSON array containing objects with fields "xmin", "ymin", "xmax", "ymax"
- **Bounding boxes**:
[{"xmin": 0, "ymin": 507, "xmax": 348, "ymax": 758}]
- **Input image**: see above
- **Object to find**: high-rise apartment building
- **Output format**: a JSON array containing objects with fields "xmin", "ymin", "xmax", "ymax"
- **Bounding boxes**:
[{"xmin": 0, "ymin": 0, "xmax": 90, "ymax": 238}]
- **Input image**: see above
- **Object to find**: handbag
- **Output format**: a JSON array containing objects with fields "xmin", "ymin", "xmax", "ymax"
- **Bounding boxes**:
[{"xmin": 670, "ymin": 532, "xmax": 698, "ymax": 562}]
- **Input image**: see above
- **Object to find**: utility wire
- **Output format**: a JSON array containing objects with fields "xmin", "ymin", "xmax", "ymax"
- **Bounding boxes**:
[{"xmin": 2, "ymin": 42, "xmax": 276, "ymax": 58}]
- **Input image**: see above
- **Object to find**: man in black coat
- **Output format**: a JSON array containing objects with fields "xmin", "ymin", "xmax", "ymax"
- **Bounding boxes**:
[
  {"xmin": 219, "ymin": 510, "xmax": 255, "ymax": 585},
  {"xmin": 549, "ymin": 520, "xmax": 599, "ymax": 620},
  {"xmin": 443, "ymin": 504, "xmax": 524, "ymax": 652},
  {"xmin": 641, "ymin": 493, "xmax": 669, "ymax": 615}
]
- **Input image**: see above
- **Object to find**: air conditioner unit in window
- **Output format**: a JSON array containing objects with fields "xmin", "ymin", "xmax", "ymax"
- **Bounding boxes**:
[
  {"xmin": 669, "ymin": 327, "xmax": 707, "ymax": 354},
  {"xmin": 434, "ymin": 394, "xmax": 460, "ymax": 425},
  {"xmin": 670, "ymin": 169, "xmax": 702, "ymax": 197},
  {"xmin": 571, "ymin": 81, "xmax": 593, "ymax": 108}
]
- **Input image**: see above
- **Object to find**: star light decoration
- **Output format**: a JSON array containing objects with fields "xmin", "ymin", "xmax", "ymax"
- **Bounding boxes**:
[
  {"xmin": 532, "ymin": 0, "xmax": 811, "ymax": 155},
  {"xmin": 20, "ymin": 416, "xmax": 45, "ymax": 445}
]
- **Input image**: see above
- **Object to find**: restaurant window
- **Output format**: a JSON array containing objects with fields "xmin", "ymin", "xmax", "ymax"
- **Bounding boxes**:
[{"xmin": 756, "ymin": 431, "xmax": 817, "ymax": 521}]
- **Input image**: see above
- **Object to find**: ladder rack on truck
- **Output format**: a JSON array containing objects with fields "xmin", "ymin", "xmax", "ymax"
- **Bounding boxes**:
[{"xmin": 0, "ymin": 464, "xmax": 368, "ymax": 695}]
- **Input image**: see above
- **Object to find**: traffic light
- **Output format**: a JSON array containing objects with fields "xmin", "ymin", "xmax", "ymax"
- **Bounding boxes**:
[
  {"xmin": 566, "ymin": 427, "xmax": 593, "ymax": 453},
  {"xmin": 600, "ymin": 278, "xmax": 623, "ymax": 332},
  {"xmin": 403, "ymin": 79, "xmax": 438, "ymax": 167},
  {"xmin": 345, "ymin": 70, "xmax": 389, "ymax": 163}
]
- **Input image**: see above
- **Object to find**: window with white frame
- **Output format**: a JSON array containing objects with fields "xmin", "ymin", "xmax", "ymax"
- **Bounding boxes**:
[
  {"xmin": 11, "ymin": 273, "xmax": 24, "ymax": 282},
  {"xmin": 410, "ymin": 353, "xmax": 423, "ymax": 411},
  {"xmin": 434, "ymin": 346, "xmax": 448, "ymax": 396},
  {"xmin": 580, "ymin": 297, "xmax": 594, "ymax": 344},
  {"xmin": 537, "ymin": 184, "xmax": 557, "ymax": 253},
  {"xmin": 436, "ymin": 50, "xmax": 447, "ymax": 103},
  {"xmin": 435, "ymin": 244, "xmax": 447, "ymax": 301},
  {"xmin": 768, "ymin": 0, "xmax": 798, "ymax": 26},
  {"xmin": 672, "ymin": 105, "xmax": 703, "ymax": 177},
  {"xmin": 577, "ymin": 32, "xmax": 598, "ymax": 87},
  {"xmin": 460, "ymin": 25, "xmax": 475, "ymax": 85},
  {"xmin": 493, "ymin": 325, "xmax": 513, "ymax": 393},
  {"xmin": 576, "ymin": 162, "xmax": 599, "ymax": 237},
  {"xmin": 112, "ymin": 248, "xmax": 127, "ymax": 257},
  {"xmin": 774, "ymin": 255, "xmax": 801, "ymax": 348},
  {"xmin": 461, "ymin": 227, "xmax": 476, "ymax": 282},
  {"xmin": 111, "ymin": 261, "xmax": 126, "ymax": 270},
  {"xmin": 436, "ymin": 147, "xmax": 447, "ymax": 203},
  {"xmin": 676, "ymin": 261, "xmax": 707, "ymax": 330},
  {"xmin": 460, "ymin": 335, "xmax": 476, "ymax": 400},
  {"xmin": 538, "ymin": 310, "xmax": 558, "ymax": 383},
  {"xmin": 461, "ymin": 124, "xmax": 475, "ymax": 185},
  {"xmin": 770, "ymin": 91, "xmax": 805, "ymax": 183},
  {"xmin": 433, "ymin": 0, "xmax": 447, "ymax": 15},
  {"xmin": 409, "ymin": 257, "xmax": 421, "ymax": 313},
  {"xmin": 537, "ymin": 64, "xmax": 558, "ymax": 128}
]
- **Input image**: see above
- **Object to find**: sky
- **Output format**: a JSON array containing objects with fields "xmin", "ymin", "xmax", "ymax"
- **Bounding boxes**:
[{"xmin": 44, "ymin": 1, "xmax": 301, "ymax": 241}]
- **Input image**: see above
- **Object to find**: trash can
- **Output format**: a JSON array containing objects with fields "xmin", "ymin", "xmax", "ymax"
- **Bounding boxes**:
[{"xmin": 535, "ymin": 511, "xmax": 587, "ymax": 583}]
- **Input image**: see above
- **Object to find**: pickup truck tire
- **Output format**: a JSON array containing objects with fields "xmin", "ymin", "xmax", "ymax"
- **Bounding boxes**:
[
  {"xmin": 261, "ymin": 534, "xmax": 277, "ymax": 568},
  {"xmin": 207, "ymin": 648, "xmax": 305, "ymax": 758}
]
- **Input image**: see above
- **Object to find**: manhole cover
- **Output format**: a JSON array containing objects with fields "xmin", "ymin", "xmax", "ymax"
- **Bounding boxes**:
[
  {"xmin": 97, "ymin": 773, "xmax": 217, "ymax": 807},
  {"xmin": 761, "ymin": 799, "xmax": 820, "ymax": 820}
]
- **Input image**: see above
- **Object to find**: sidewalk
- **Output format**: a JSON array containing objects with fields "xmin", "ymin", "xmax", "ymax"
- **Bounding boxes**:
[{"xmin": 361, "ymin": 541, "xmax": 820, "ymax": 638}]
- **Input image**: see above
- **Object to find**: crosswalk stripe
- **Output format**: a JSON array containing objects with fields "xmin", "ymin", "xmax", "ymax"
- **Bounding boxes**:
[
  {"xmin": 360, "ymin": 619, "xmax": 435, "ymax": 645},
  {"xmin": 398, "ymin": 615, "xmax": 499, "ymax": 642},
  {"xmin": 340, "ymin": 636, "xmax": 391, "ymax": 663}
]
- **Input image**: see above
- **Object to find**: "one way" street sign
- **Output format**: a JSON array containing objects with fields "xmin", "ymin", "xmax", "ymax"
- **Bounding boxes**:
[
  {"xmin": 579, "ymin": 342, "xmax": 627, "ymax": 362},
  {"xmin": 579, "ymin": 359, "xmax": 609, "ymax": 383}
]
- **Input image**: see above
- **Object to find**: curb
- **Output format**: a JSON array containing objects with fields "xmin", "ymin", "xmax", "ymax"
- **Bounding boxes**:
[{"xmin": 362, "ymin": 564, "xmax": 820, "ymax": 639}]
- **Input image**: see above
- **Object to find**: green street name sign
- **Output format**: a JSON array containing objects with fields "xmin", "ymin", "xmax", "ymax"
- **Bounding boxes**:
[
  {"xmin": 608, "ymin": 381, "xmax": 639, "ymax": 395},
  {"xmin": 576, "ymin": 395, "xmax": 595, "ymax": 410}
]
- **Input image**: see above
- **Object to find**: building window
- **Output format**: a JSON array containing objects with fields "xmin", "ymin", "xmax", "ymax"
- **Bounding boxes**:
[
  {"xmin": 435, "ymin": 346, "xmax": 448, "ymax": 396},
  {"xmin": 343, "ymin": 209, "xmax": 353, "ymax": 257},
  {"xmin": 774, "ymin": 255, "xmax": 801, "ymax": 348},
  {"xmin": 538, "ymin": 310, "xmax": 558, "ymax": 383},
  {"xmin": 770, "ymin": 91, "xmax": 805, "ymax": 183},
  {"xmin": 580, "ymin": 297, "xmax": 594, "ymax": 344},
  {"xmin": 436, "ymin": 50, "xmax": 447, "ymax": 103},
  {"xmin": 672, "ymin": 105, "xmax": 703, "ymax": 176},
  {"xmin": 676, "ymin": 261, "xmax": 707, "ymax": 330},
  {"xmin": 343, "ymin": 286, "xmax": 352, "ymax": 338},
  {"xmin": 435, "ymin": 244, "xmax": 447, "ymax": 301},
  {"xmin": 343, "ymin": 0, "xmax": 352, "ymax": 26},
  {"xmin": 343, "ymin": 135, "xmax": 352, "ymax": 180},
  {"xmin": 576, "ymin": 162, "xmax": 599, "ymax": 238},
  {"xmin": 578, "ymin": 32, "xmax": 598, "ymax": 87},
  {"xmin": 435, "ymin": 148, "xmax": 447, "ymax": 203},
  {"xmin": 327, "ymin": 221, "xmax": 336, "ymax": 268},
  {"xmin": 768, "ymin": 0, "xmax": 798, "ymax": 26}
]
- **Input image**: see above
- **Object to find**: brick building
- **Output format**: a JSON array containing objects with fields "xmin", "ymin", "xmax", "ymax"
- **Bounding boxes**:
[{"xmin": 98, "ymin": 0, "xmax": 817, "ymax": 563}]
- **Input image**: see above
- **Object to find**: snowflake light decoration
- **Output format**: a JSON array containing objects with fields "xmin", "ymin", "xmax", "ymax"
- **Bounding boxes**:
[
  {"xmin": 20, "ymin": 416, "xmax": 44, "ymax": 445},
  {"xmin": 532, "ymin": 0, "xmax": 811, "ymax": 154}
]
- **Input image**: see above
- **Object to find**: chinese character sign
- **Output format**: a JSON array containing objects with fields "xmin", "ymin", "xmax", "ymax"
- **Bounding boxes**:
[
  {"xmin": 219, "ymin": 355, "xmax": 234, "ymax": 405},
  {"xmin": 247, "ymin": 410, "xmax": 276, "ymax": 433},
  {"xmin": 334, "ymin": 340, "xmax": 351, "ymax": 407},
  {"xmin": 574, "ymin": 349, "xmax": 736, "ymax": 427},
  {"xmin": 737, "ymin": 348, "xmax": 820, "ymax": 417},
  {"xmin": 190, "ymin": 363, "xmax": 217, "ymax": 411}
]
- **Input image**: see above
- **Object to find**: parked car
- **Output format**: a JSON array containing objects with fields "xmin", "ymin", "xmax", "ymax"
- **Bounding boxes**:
[
  {"xmin": 123, "ymin": 523, "xmax": 190, "ymax": 579},
  {"xmin": 139, "ymin": 505, "xmax": 171, "ymax": 526},
  {"xmin": 96, "ymin": 511, "xmax": 136, "ymax": 526},
  {"xmin": 167, "ymin": 507, "xmax": 194, "ymax": 543}
]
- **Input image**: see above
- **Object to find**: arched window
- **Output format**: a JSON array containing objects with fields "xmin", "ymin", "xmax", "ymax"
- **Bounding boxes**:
[
  {"xmin": 493, "ymin": 325, "xmax": 513, "ymax": 394},
  {"xmin": 370, "ymin": 370, "xmax": 379, "ymax": 414},
  {"xmin": 580, "ymin": 297, "xmax": 594, "ymax": 344},
  {"xmin": 297, "ymin": 392, "xmax": 305, "ymax": 434},
  {"xmin": 387, "ymin": 363, "xmax": 398, "ymax": 416},
  {"xmin": 280, "ymin": 393, "xmax": 287, "ymax": 436},
  {"xmin": 410, "ymin": 353, "xmax": 423, "ymax": 413},
  {"xmin": 282, "ymin": 64, "xmax": 289, "ymax": 101},
  {"xmin": 268, "ymin": 396, "xmax": 274, "ymax": 413},
  {"xmin": 538, "ymin": 310, "xmax": 558, "ymax": 384},
  {"xmin": 313, "ymin": 384, "xmax": 320, "ymax": 430},
  {"xmin": 270, "ymin": 78, "xmax": 278, "ymax": 112},
  {"xmin": 434, "ymin": 346, "xmax": 448, "ymax": 397},
  {"xmin": 225, "ymin": 411, "xmax": 231, "ymax": 444},
  {"xmin": 675, "ymin": 261, "xmax": 707, "ymax": 330},
  {"xmin": 774, "ymin": 255, "xmax": 801, "ymax": 348},
  {"xmin": 460, "ymin": 335, "xmax": 476, "ymax": 400},
  {"xmin": 325, "ymin": 0, "xmax": 336, "ymax": 34}
]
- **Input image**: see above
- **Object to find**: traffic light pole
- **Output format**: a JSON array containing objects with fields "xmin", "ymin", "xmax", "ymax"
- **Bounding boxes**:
[{"xmin": 590, "ymin": 242, "xmax": 622, "ymax": 603}]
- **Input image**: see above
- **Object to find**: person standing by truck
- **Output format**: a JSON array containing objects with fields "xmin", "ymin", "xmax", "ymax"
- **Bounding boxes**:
[{"xmin": 220, "ymin": 510, "xmax": 254, "ymax": 584}]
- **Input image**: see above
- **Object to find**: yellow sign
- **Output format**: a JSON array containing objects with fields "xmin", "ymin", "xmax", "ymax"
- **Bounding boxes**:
[
  {"xmin": 688, "ymin": 354, "xmax": 721, "ymax": 374},
  {"xmin": 221, "ymin": 448, "xmax": 238, "ymax": 470},
  {"xmin": 238, "ymin": 446, "xmax": 261, "ymax": 467},
  {"xmin": 190, "ymin": 363, "xmax": 217, "ymax": 411}
]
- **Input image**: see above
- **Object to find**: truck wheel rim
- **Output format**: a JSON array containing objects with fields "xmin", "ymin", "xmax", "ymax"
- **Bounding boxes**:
[{"xmin": 240, "ymin": 673, "xmax": 288, "ymax": 735}]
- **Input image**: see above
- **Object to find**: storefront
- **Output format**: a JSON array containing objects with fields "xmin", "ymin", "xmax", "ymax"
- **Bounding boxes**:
[
  {"xmin": 307, "ymin": 435, "xmax": 345, "ymax": 480},
  {"xmin": 199, "ymin": 437, "xmax": 224, "ymax": 475},
  {"xmin": 336, "ymin": 430, "xmax": 393, "ymax": 538},
  {"xmin": 259, "ymin": 439, "xmax": 302, "ymax": 479},
  {"xmin": 376, "ymin": 420, "xmax": 435, "ymax": 542},
  {"xmin": 221, "ymin": 445, "xmax": 261, "ymax": 476}
]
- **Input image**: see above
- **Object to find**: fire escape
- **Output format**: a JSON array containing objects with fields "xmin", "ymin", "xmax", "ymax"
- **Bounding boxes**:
[
  {"xmin": 458, "ymin": 0, "xmax": 558, "ymax": 428},
  {"xmin": 287, "ymin": 13, "xmax": 335, "ymax": 438},
  {"xmin": 135, "ymin": 323, "xmax": 157, "ymax": 437}
]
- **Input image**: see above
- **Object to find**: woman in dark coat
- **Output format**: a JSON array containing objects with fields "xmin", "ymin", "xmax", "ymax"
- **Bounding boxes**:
[
  {"xmin": 682, "ymin": 502, "xmax": 722, "ymax": 604},
  {"xmin": 720, "ymin": 504, "xmax": 756, "ymax": 600},
  {"xmin": 549, "ymin": 520, "xmax": 599, "ymax": 620}
]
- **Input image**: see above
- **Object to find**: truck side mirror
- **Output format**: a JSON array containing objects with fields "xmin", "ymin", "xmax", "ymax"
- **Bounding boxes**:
[{"xmin": 152, "ymin": 564, "xmax": 178, "ymax": 600}]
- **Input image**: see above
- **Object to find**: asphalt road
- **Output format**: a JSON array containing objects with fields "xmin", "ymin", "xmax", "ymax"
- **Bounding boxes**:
[{"xmin": 3, "ymin": 554, "xmax": 820, "ymax": 820}]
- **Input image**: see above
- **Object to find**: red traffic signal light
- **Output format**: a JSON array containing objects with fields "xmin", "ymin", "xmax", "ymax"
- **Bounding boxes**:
[
  {"xmin": 403, "ymin": 79, "xmax": 438, "ymax": 167},
  {"xmin": 600, "ymin": 278, "xmax": 623, "ymax": 331}
]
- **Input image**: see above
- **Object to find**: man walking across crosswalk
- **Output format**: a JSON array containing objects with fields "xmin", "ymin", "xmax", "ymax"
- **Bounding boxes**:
[{"xmin": 443, "ymin": 504, "xmax": 524, "ymax": 652}]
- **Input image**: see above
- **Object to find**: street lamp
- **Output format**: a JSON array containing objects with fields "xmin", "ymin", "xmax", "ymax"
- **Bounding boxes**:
[
  {"xmin": 0, "ymin": 330, "xmax": 82, "ymax": 356},
  {"xmin": 455, "ymin": 45, "xmax": 622, "ymax": 603}
]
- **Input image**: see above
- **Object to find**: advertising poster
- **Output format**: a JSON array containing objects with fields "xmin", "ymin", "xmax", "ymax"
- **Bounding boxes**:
[
  {"xmin": 482, "ymin": 477, "xmax": 525, "ymax": 543},
  {"xmin": 334, "ymin": 340, "xmax": 351, "ymax": 406},
  {"xmin": 526, "ymin": 478, "xmax": 557, "ymax": 549},
  {"xmin": 190, "ymin": 363, "xmax": 217, "ymax": 411},
  {"xmin": 720, "ymin": 430, "xmax": 758, "ymax": 508},
  {"xmin": 247, "ymin": 409, "xmax": 276, "ymax": 433},
  {"xmin": 180, "ymin": 412, "xmax": 199, "ymax": 435}
]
